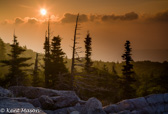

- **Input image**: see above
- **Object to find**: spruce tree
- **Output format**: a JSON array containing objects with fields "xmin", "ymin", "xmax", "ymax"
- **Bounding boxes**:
[
  {"xmin": 121, "ymin": 40, "xmax": 135, "ymax": 99},
  {"xmin": 84, "ymin": 32, "xmax": 93, "ymax": 73},
  {"xmin": 0, "ymin": 38, "xmax": 6, "ymax": 60},
  {"xmin": 1, "ymin": 33, "xmax": 32, "ymax": 87},
  {"xmin": 112, "ymin": 63, "xmax": 117, "ymax": 75},
  {"xmin": 51, "ymin": 36, "xmax": 68, "ymax": 89},
  {"xmin": 44, "ymin": 32, "xmax": 51, "ymax": 88},
  {"xmin": 32, "ymin": 53, "xmax": 40, "ymax": 87}
]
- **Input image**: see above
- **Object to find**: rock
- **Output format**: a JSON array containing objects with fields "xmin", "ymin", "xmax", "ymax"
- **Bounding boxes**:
[
  {"xmin": 82, "ymin": 97, "xmax": 106, "ymax": 114},
  {"xmin": 145, "ymin": 94, "xmax": 164, "ymax": 105},
  {"xmin": 165, "ymin": 104, "xmax": 168, "ymax": 112},
  {"xmin": 0, "ymin": 97, "xmax": 45, "ymax": 114},
  {"xmin": 104, "ymin": 94, "xmax": 168, "ymax": 114},
  {"xmin": 140, "ymin": 106, "xmax": 156, "ymax": 114},
  {"xmin": 128, "ymin": 97, "xmax": 148, "ymax": 110},
  {"xmin": 11, "ymin": 97, "xmax": 29, "ymax": 102},
  {"xmin": 29, "ymin": 98, "xmax": 42, "ymax": 108},
  {"xmin": 155, "ymin": 104, "xmax": 165, "ymax": 113},
  {"xmin": 9, "ymin": 86, "xmax": 79, "ymax": 100},
  {"xmin": 73, "ymin": 105, "xmax": 84, "ymax": 112},
  {"xmin": 70, "ymin": 111, "xmax": 80, "ymax": 114},
  {"xmin": 51, "ymin": 95, "xmax": 79, "ymax": 109},
  {"xmin": 11, "ymin": 97, "xmax": 42, "ymax": 108},
  {"xmin": 164, "ymin": 93, "xmax": 168, "ymax": 103},
  {"xmin": 117, "ymin": 110, "xmax": 131, "ymax": 114},
  {"xmin": 104, "ymin": 99, "xmax": 137, "ymax": 113},
  {"xmin": 54, "ymin": 107, "xmax": 76, "ymax": 114},
  {"xmin": 0, "ymin": 97, "xmax": 34, "ymax": 108},
  {"xmin": 9, "ymin": 86, "xmax": 59, "ymax": 99},
  {"xmin": 0, "ymin": 86, "xmax": 13, "ymax": 97},
  {"xmin": 78, "ymin": 100, "xmax": 87, "ymax": 105},
  {"xmin": 104, "ymin": 104, "xmax": 118, "ymax": 113},
  {"xmin": 44, "ymin": 110, "xmax": 54, "ymax": 114},
  {"xmin": 38, "ymin": 95, "xmax": 54, "ymax": 110},
  {"xmin": 116, "ymin": 100, "xmax": 135, "ymax": 111}
]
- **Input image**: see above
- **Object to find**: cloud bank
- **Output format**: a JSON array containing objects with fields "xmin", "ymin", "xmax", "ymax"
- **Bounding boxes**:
[
  {"xmin": 1, "ymin": 10, "xmax": 168, "ymax": 25},
  {"xmin": 147, "ymin": 10, "xmax": 168, "ymax": 22},
  {"xmin": 101, "ymin": 12, "xmax": 139, "ymax": 22}
]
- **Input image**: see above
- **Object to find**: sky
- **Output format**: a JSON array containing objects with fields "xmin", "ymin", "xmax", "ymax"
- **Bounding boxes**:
[{"xmin": 0, "ymin": 0, "xmax": 168, "ymax": 62}]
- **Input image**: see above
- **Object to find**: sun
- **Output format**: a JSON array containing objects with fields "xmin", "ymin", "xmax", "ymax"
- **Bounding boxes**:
[{"xmin": 40, "ymin": 9, "xmax": 47, "ymax": 16}]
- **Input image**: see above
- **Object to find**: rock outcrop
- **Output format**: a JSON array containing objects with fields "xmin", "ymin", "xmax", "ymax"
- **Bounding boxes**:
[
  {"xmin": 8, "ymin": 86, "xmax": 79, "ymax": 99},
  {"xmin": 0, "ymin": 97, "xmax": 45, "ymax": 114},
  {"xmin": 82, "ymin": 98, "xmax": 106, "ymax": 114},
  {"xmin": 0, "ymin": 86, "xmax": 168, "ymax": 114},
  {"xmin": 0, "ymin": 86, "xmax": 13, "ymax": 97},
  {"xmin": 104, "ymin": 93, "xmax": 168, "ymax": 114}
]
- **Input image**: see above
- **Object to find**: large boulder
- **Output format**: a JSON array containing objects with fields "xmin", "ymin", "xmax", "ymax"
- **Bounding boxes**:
[
  {"xmin": 104, "ymin": 93, "xmax": 168, "ymax": 114},
  {"xmin": 54, "ymin": 107, "xmax": 76, "ymax": 114},
  {"xmin": 29, "ymin": 98, "xmax": 42, "ymax": 108},
  {"xmin": 0, "ymin": 86, "xmax": 13, "ymax": 97},
  {"xmin": 38, "ymin": 95, "xmax": 54, "ymax": 110},
  {"xmin": 104, "ymin": 104, "xmax": 118, "ymax": 113},
  {"xmin": 9, "ymin": 86, "xmax": 79, "ymax": 100},
  {"xmin": 70, "ymin": 111, "xmax": 80, "ymax": 114},
  {"xmin": 164, "ymin": 93, "xmax": 168, "ymax": 103},
  {"xmin": 128, "ymin": 97, "xmax": 148, "ymax": 110},
  {"xmin": 104, "ymin": 99, "xmax": 137, "ymax": 113},
  {"xmin": 0, "ymin": 97, "xmax": 45, "ymax": 114},
  {"xmin": 11, "ymin": 97, "xmax": 29, "ymax": 102},
  {"xmin": 51, "ymin": 95, "xmax": 79, "ymax": 109},
  {"xmin": 52, "ymin": 105, "xmax": 83, "ymax": 114},
  {"xmin": 11, "ymin": 97, "xmax": 42, "ymax": 108},
  {"xmin": 145, "ymin": 94, "xmax": 164, "ymax": 105},
  {"xmin": 82, "ymin": 97, "xmax": 106, "ymax": 114}
]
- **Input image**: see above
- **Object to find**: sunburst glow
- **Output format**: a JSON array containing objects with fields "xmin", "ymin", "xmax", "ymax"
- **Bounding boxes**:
[{"xmin": 40, "ymin": 9, "xmax": 47, "ymax": 15}]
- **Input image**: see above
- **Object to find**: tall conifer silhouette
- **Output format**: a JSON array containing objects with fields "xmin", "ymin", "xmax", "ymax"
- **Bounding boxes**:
[
  {"xmin": 121, "ymin": 40, "xmax": 135, "ymax": 99},
  {"xmin": 44, "ymin": 18, "xmax": 51, "ymax": 88},
  {"xmin": 1, "ymin": 32, "xmax": 32, "ymax": 87},
  {"xmin": 84, "ymin": 32, "xmax": 93, "ymax": 73},
  {"xmin": 51, "ymin": 36, "xmax": 68, "ymax": 89},
  {"xmin": 32, "ymin": 53, "xmax": 40, "ymax": 87},
  {"xmin": 0, "ymin": 38, "xmax": 6, "ymax": 60}
]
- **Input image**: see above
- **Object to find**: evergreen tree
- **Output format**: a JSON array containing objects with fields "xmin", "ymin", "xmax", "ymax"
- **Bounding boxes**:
[
  {"xmin": 84, "ymin": 32, "xmax": 93, "ymax": 73},
  {"xmin": 0, "ymin": 38, "xmax": 6, "ymax": 60},
  {"xmin": 51, "ymin": 36, "xmax": 68, "ymax": 89},
  {"xmin": 112, "ymin": 63, "xmax": 117, "ymax": 75},
  {"xmin": 121, "ymin": 40, "xmax": 135, "ymax": 99},
  {"xmin": 44, "ymin": 32, "xmax": 51, "ymax": 88},
  {"xmin": 1, "ymin": 33, "xmax": 32, "ymax": 87},
  {"xmin": 32, "ymin": 53, "xmax": 40, "ymax": 87}
]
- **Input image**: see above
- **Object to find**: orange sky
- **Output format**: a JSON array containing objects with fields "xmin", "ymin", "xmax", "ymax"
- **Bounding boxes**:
[{"xmin": 0, "ymin": 0, "xmax": 168, "ymax": 62}]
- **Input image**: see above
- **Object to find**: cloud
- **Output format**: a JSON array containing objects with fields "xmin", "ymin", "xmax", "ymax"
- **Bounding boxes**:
[
  {"xmin": 101, "ymin": 12, "xmax": 139, "ymax": 22},
  {"xmin": 3, "ymin": 10, "xmax": 168, "ymax": 26},
  {"xmin": 15, "ymin": 17, "xmax": 24, "ymax": 24},
  {"xmin": 61, "ymin": 13, "xmax": 88, "ymax": 23},
  {"xmin": 147, "ymin": 10, "xmax": 168, "ymax": 22},
  {"xmin": 89, "ymin": 14, "xmax": 102, "ymax": 22},
  {"xmin": 27, "ymin": 18, "xmax": 38, "ymax": 24},
  {"xmin": 0, "ymin": 20, "xmax": 12, "ymax": 25},
  {"xmin": 14, "ymin": 17, "xmax": 39, "ymax": 24}
]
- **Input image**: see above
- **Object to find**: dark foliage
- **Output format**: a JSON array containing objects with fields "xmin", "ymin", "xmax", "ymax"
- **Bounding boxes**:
[
  {"xmin": 120, "ymin": 40, "xmax": 136, "ymax": 99},
  {"xmin": 84, "ymin": 32, "xmax": 93, "ymax": 73},
  {"xmin": 50, "ymin": 36, "xmax": 69, "ymax": 89},
  {"xmin": 0, "ymin": 34, "xmax": 32, "ymax": 87},
  {"xmin": 43, "ymin": 33, "xmax": 51, "ymax": 88},
  {"xmin": 0, "ymin": 38, "xmax": 6, "ymax": 60}
]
